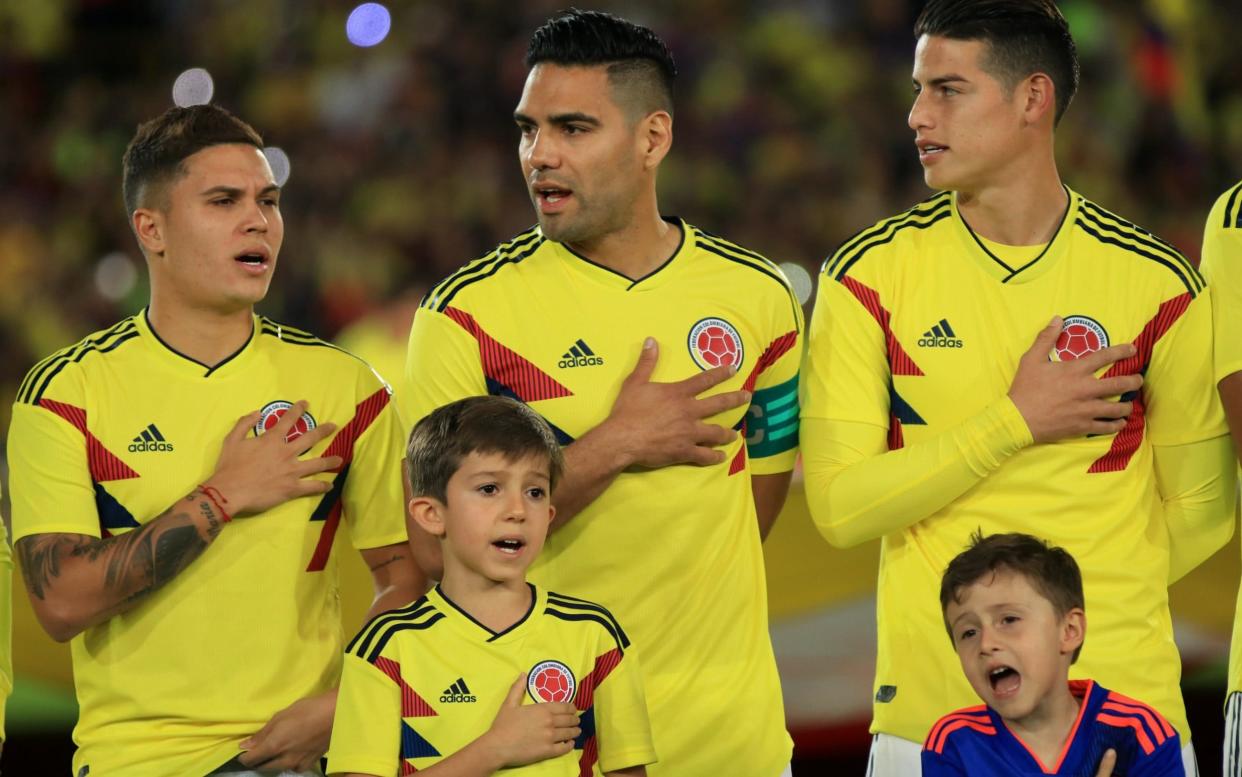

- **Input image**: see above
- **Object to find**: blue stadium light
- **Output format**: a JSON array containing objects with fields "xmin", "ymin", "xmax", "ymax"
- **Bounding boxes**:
[
  {"xmin": 171, "ymin": 68, "xmax": 214, "ymax": 107},
  {"xmin": 346, "ymin": 3, "xmax": 391, "ymax": 48},
  {"xmin": 263, "ymin": 147, "xmax": 291, "ymax": 187}
]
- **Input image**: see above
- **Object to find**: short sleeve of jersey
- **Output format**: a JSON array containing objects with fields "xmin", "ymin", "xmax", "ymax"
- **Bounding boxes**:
[
  {"xmin": 800, "ymin": 269, "xmax": 889, "ymax": 428},
  {"xmin": 1202, "ymin": 185, "xmax": 1242, "ymax": 382},
  {"xmin": 1143, "ymin": 288, "xmax": 1226, "ymax": 447},
  {"xmin": 1130, "ymin": 729, "xmax": 1184, "ymax": 777},
  {"xmin": 746, "ymin": 282, "xmax": 806, "ymax": 475},
  {"xmin": 920, "ymin": 743, "xmax": 969, "ymax": 776},
  {"xmin": 8, "ymin": 369, "xmax": 101, "ymax": 542},
  {"xmin": 399, "ymin": 305, "xmax": 487, "ymax": 431},
  {"xmin": 594, "ymin": 632, "xmax": 656, "ymax": 772},
  {"xmin": 326, "ymin": 651, "xmax": 401, "ymax": 776},
  {"xmin": 342, "ymin": 373, "xmax": 409, "ymax": 550}
]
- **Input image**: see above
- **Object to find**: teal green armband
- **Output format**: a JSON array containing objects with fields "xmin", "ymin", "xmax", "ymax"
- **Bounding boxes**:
[{"xmin": 745, "ymin": 374, "xmax": 799, "ymax": 458}]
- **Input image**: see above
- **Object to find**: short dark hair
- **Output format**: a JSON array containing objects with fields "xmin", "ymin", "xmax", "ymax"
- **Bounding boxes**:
[
  {"xmin": 406, "ymin": 396, "xmax": 564, "ymax": 503},
  {"xmin": 941, "ymin": 531, "xmax": 1085, "ymax": 661},
  {"xmin": 121, "ymin": 104, "xmax": 264, "ymax": 216},
  {"xmin": 525, "ymin": 9, "xmax": 677, "ymax": 118},
  {"xmin": 914, "ymin": 0, "xmax": 1079, "ymax": 124}
]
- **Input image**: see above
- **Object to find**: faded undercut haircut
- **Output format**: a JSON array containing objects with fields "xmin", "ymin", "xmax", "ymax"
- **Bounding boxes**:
[
  {"xmin": 940, "ymin": 531, "xmax": 1085, "ymax": 662},
  {"xmin": 406, "ymin": 396, "xmax": 565, "ymax": 504},
  {"xmin": 915, "ymin": 0, "xmax": 1079, "ymax": 125},
  {"xmin": 121, "ymin": 104, "xmax": 264, "ymax": 216},
  {"xmin": 526, "ymin": 8, "xmax": 677, "ymax": 119}
]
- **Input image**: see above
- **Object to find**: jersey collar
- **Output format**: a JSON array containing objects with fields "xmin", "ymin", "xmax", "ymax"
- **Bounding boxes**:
[
  {"xmin": 989, "ymin": 678, "xmax": 1097, "ymax": 774},
  {"xmin": 430, "ymin": 583, "xmax": 544, "ymax": 644},
  {"xmin": 952, "ymin": 187, "xmax": 1078, "ymax": 285},
  {"xmin": 553, "ymin": 217, "xmax": 690, "ymax": 291},
  {"xmin": 136, "ymin": 307, "xmax": 260, "ymax": 379}
]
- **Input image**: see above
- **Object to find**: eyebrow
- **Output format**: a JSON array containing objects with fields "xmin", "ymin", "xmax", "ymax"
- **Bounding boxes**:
[
  {"xmin": 914, "ymin": 75, "xmax": 970, "ymax": 87},
  {"xmin": 513, "ymin": 111, "xmax": 602, "ymax": 127},
  {"xmin": 199, "ymin": 184, "xmax": 281, "ymax": 198}
]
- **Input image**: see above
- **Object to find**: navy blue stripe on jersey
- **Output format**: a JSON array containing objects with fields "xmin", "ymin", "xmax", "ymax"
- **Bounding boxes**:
[
  {"xmin": 830, "ymin": 205, "xmax": 953, "ymax": 282},
  {"xmin": 94, "ymin": 483, "xmax": 140, "ymax": 533},
  {"xmin": 423, "ymin": 229, "xmax": 544, "ymax": 312},
  {"xmin": 257, "ymin": 319, "xmax": 344, "ymax": 353},
  {"xmin": 19, "ymin": 319, "xmax": 139, "ymax": 405},
  {"xmin": 823, "ymin": 192, "xmax": 952, "ymax": 279},
  {"xmin": 1074, "ymin": 215, "xmax": 1201, "ymax": 297},
  {"xmin": 422, "ymin": 227, "xmax": 541, "ymax": 310},
  {"xmin": 694, "ymin": 230, "xmax": 804, "ymax": 332},
  {"xmin": 309, "ymin": 463, "xmax": 349, "ymax": 522},
  {"xmin": 364, "ymin": 615, "xmax": 447, "ymax": 662},
  {"xmin": 345, "ymin": 597, "xmax": 433, "ymax": 655},
  {"xmin": 546, "ymin": 592, "xmax": 630, "ymax": 649},
  {"xmin": 1223, "ymin": 182, "xmax": 1242, "ymax": 229},
  {"xmin": 545, "ymin": 608, "xmax": 628, "ymax": 653},
  {"xmin": 1078, "ymin": 200, "xmax": 1203, "ymax": 292}
]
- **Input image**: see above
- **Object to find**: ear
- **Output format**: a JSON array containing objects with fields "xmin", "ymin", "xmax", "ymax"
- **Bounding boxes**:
[
  {"xmin": 1060, "ymin": 607, "xmax": 1086, "ymax": 656},
  {"xmin": 133, "ymin": 207, "xmax": 167, "ymax": 257},
  {"xmin": 547, "ymin": 504, "xmax": 556, "ymax": 526},
  {"xmin": 1020, "ymin": 73, "xmax": 1057, "ymax": 127},
  {"xmin": 408, "ymin": 496, "xmax": 447, "ymax": 538},
  {"xmin": 639, "ymin": 110, "xmax": 672, "ymax": 171}
]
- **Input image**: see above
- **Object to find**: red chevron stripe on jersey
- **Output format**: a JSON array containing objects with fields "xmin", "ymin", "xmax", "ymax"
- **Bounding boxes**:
[
  {"xmin": 443, "ymin": 306, "xmax": 573, "ymax": 401},
  {"xmin": 1104, "ymin": 692, "xmax": 1175, "ymax": 738},
  {"xmin": 729, "ymin": 330, "xmax": 800, "ymax": 475},
  {"xmin": 400, "ymin": 759, "xmax": 418, "ymax": 776},
  {"xmin": 1088, "ymin": 293, "xmax": 1192, "ymax": 473},
  {"xmin": 925, "ymin": 706, "xmax": 993, "ymax": 754},
  {"xmin": 839, "ymin": 276, "xmax": 924, "ymax": 377},
  {"xmin": 38, "ymin": 399, "xmax": 140, "ymax": 483},
  {"xmin": 570, "ymin": 648, "xmax": 623, "ymax": 777},
  {"xmin": 374, "ymin": 656, "xmax": 437, "ymax": 718},
  {"xmin": 306, "ymin": 386, "xmax": 392, "ymax": 571}
]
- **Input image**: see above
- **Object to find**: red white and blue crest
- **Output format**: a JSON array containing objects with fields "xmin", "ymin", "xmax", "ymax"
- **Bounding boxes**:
[
  {"xmin": 254, "ymin": 400, "xmax": 317, "ymax": 442},
  {"xmin": 687, "ymin": 317, "xmax": 744, "ymax": 371},
  {"xmin": 1051, "ymin": 315, "xmax": 1109, "ymax": 362},
  {"xmin": 527, "ymin": 660, "xmax": 576, "ymax": 704}
]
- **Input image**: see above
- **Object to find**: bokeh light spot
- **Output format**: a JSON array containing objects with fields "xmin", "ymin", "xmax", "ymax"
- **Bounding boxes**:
[
  {"xmin": 346, "ymin": 3, "xmax": 391, "ymax": 47},
  {"xmin": 95, "ymin": 252, "xmax": 138, "ymax": 301},
  {"xmin": 263, "ymin": 147, "xmax": 291, "ymax": 187},
  {"xmin": 172, "ymin": 68, "xmax": 214, "ymax": 107},
  {"xmin": 780, "ymin": 262, "xmax": 814, "ymax": 305}
]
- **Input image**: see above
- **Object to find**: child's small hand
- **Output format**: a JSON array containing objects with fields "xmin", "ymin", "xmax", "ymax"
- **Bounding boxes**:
[
  {"xmin": 1093, "ymin": 748, "xmax": 1117, "ymax": 777},
  {"xmin": 483, "ymin": 673, "xmax": 582, "ymax": 767}
]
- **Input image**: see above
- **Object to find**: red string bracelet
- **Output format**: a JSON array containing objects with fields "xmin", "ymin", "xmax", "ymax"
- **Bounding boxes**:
[{"xmin": 198, "ymin": 484, "xmax": 233, "ymax": 523}]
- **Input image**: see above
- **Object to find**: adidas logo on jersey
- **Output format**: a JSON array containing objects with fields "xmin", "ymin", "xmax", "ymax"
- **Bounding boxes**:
[
  {"xmin": 128, "ymin": 423, "xmax": 174, "ymax": 452},
  {"xmin": 917, "ymin": 319, "xmax": 963, "ymax": 348},
  {"xmin": 558, "ymin": 339, "xmax": 604, "ymax": 368},
  {"xmin": 440, "ymin": 678, "xmax": 476, "ymax": 703}
]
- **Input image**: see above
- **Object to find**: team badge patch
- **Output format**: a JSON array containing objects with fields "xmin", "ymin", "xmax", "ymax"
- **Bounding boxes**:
[
  {"xmin": 527, "ymin": 660, "xmax": 576, "ymax": 704},
  {"xmin": 1050, "ymin": 315, "xmax": 1109, "ymax": 362},
  {"xmin": 687, "ymin": 317, "xmax": 744, "ymax": 371},
  {"xmin": 254, "ymin": 400, "xmax": 317, "ymax": 442}
]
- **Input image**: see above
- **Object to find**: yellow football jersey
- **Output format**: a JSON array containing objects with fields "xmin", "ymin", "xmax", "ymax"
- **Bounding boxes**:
[
  {"xmin": 8, "ymin": 311, "xmax": 408, "ymax": 777},
  {"xmin": 327, "ymin": 585, "xmax": 654, "ymax": 775},
  {"xmin": 401, "ymin": 221, "xmax": 802, "ymax": 776},
  {"xmin": 1201, "ymin": 180, "xmax": 1242, "ymax": 696},
  {"xmin": 803, "ymin": 189, "xmax": 1222, "ymax": 744}
]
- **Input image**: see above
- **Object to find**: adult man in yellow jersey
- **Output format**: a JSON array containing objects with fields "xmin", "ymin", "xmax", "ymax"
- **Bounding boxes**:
[
  {"xmin": 8, "ymin": 104, "xmax": 424, "ymax": 777},
  {"xmin": 402, "ymin": 10, "xmax": 802, "ymax": 777},
  {"xmin": 1201, "ymin": 181, "xmax": 1242, "ymax": 775},
  {"xmin": 801, "ymin": 1, "xmax": 1235, "ymax": 775}
]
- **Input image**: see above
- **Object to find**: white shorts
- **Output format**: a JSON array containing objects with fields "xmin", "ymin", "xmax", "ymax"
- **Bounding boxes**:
[
  {"xmin": 1224, "ymin": 690, "xmax": 1242, "ymax": 775},
  {"xmin": 866, "ymin": 730, "xmax": 1199, "ymax": 776}
]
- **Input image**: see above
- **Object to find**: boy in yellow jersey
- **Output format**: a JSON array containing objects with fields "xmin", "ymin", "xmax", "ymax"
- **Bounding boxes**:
[
  {"xmin": 328, "ymin": 396, "xmax": 654, "ymax": 776},
  {"xmin": 801, "ymin": 1, "xmax": 1235, "ymax": 775},
  {"xmin": 7, "ymin": 105, "xmax": 425, "ymax": 777},
  {"xmin": 401, "ymin": 10, "xmax": 801, "ymax": 777},
  {"xmin": 1200, "ymin": 180, "xmax": 1242, "ymax": 775}
]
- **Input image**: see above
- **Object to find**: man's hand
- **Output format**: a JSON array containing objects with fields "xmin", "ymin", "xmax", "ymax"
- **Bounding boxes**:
[
  {"xmin": 1009, "ymin": 318, "xmax": 1142, "ymax": 443},
  {"xmin": 480, "ymin": 674, "xmax": 581, "ymax": 768},
  {"xmin": 1094, "ymin": 748, "xmax": 1117, "ymax": 776},
  {"xmin": 600, "ymin": 339, "xmax": 751, "ymax": 469},
  {"xmin": 205, "ymin": 400, "xmax": 342, "ymax": 517},
  {"xmin": 239, "ymin": 692, "xmax": 334, "ymax": 773}
]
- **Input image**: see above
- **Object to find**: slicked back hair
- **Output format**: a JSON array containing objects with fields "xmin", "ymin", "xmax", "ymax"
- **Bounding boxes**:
[
  {"xmin": 121, "ymin": 104, "xmax": 264, "ymax": 217},
  {"xmin": 915, "ymin": 0, "xmax": 1079, "ymax": 125},
  {"xmin": 940, "ymin": 531, "xmax": 1085, "ymax": 662},
  {"xmin": 526, "ymin": 8, "xmax": 677, "ymax": 119},
  {"xmin": 406, "ymin": 396, "xmax": 564, "ymax": 504}
]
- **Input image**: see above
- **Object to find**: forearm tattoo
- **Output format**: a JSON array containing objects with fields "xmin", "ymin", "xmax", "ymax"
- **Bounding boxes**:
[{"xmin": 16, "ymin": 491, "xmax": 225, "ymax": 622}]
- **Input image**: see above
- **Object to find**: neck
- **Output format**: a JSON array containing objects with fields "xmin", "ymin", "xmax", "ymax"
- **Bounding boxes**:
[
  {"xmin": 147, "ymin": 296, "xmax": 254, "ymax": 368},
  {"xmin": 564, "ymin": 203, "xmax": 680, "ymax": 281},
  {"xmin": 1004, "ymin": 680, "xmax": 1082, "ymax": 767},
  {"xmin": 957, "ymin": 151, "xmax": 1066, "ymax": 246},
  {"xmin": 439, "ymin": 571, "xmax": 533, "ymax": 634}
]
